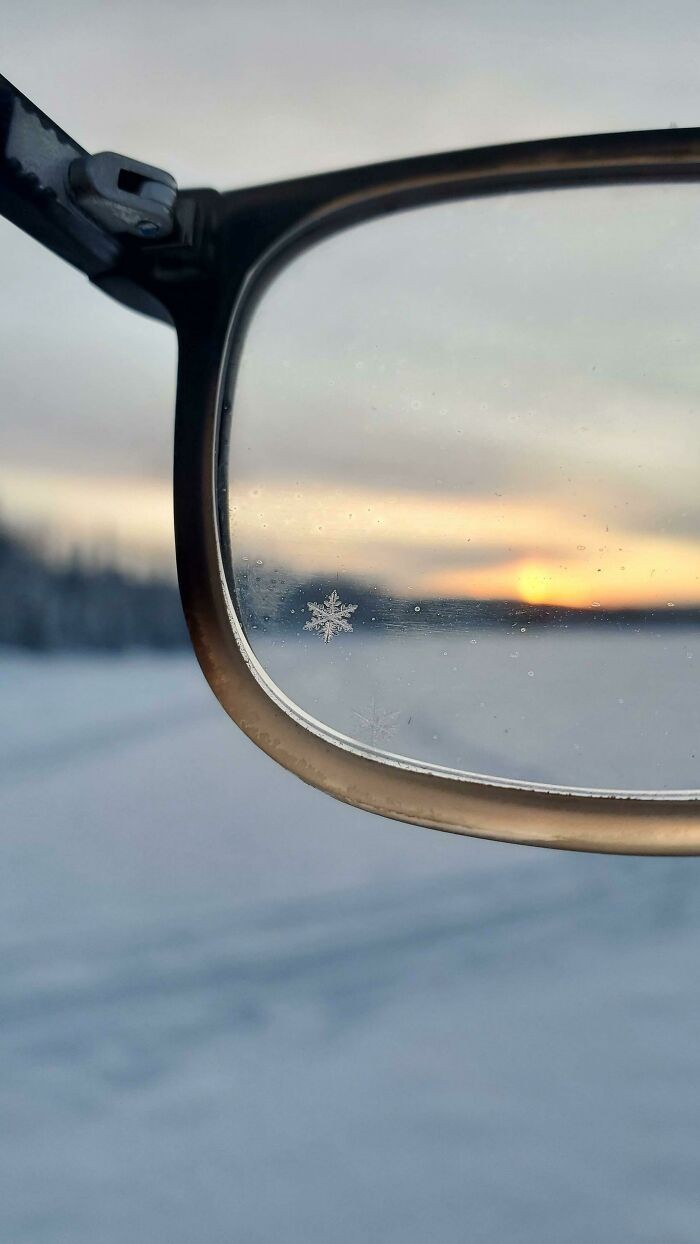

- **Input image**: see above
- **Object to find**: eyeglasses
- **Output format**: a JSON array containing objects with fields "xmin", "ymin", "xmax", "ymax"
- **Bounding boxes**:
[{"xmin": 4, "ymin": 71, "xmax": 700, "ymax": 853}]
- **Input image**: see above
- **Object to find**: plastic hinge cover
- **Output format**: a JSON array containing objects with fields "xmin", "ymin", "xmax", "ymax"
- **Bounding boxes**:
[{"xmin": 68, "ymin": 151, "xmax": 177, "ymax": 239}]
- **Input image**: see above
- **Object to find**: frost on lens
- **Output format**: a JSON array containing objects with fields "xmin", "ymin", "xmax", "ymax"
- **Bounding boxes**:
[
  {"xmin": 304, "ymin": 590, "xmax": 357, "ymax": 643},
  {"xmin": 352, "ymin": 699, "xmax": 401, "ymax": 747}
]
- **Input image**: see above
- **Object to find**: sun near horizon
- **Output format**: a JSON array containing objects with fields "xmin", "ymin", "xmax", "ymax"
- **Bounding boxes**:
[
  {"xmin": 516, "ymin": 561, "xmax": 592, "ymax": 608},
  {"xmin": 428, "ymin": 542, "xmax": 700, "ymax": 609}
]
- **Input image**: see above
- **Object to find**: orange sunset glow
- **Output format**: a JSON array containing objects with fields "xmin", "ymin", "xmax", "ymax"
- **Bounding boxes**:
[
  {"xmin": 518, "ymin": 562, "xmax": 592, "ymax": 608},
  {"xmin": 230, "ymin": 481, "xmax": 700, "ymax": 610},
  {"xmin": 426, "ymin": 537, "xmax": 700, "ymax": 609}
]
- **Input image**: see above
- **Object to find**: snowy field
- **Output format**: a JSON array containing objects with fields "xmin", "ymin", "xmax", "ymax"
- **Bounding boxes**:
[
  {"xmin": 253, "ymin": 626, "xmax": 700, "ymax": 792},
  {"xmin": 2, "ymin": 651, "xmax": 700, "ymax": 1242}
]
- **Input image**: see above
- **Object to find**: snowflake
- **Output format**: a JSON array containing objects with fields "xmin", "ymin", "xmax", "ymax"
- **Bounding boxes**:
[
  {"xmin": 304, "ymin": 589, "xmax": 358, "ymax": 643},
  {"xmin": 352, "ymin": 698, "xmax": 401, "ymax": 747}
]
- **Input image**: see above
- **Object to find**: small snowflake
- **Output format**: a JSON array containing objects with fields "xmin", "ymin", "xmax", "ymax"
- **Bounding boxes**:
[
  {"xmin": 304, "ymin": 589, "xmax": 358, "ymax": 643},
  {"xmin": 352, "ymin": 698, "xmax": 401, "ymax": 747}
]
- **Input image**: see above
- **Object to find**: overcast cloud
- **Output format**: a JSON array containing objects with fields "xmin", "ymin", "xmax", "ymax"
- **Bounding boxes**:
[{"xmin": 3, "ymin": 0, "xmax": 700, "ymax": 569}]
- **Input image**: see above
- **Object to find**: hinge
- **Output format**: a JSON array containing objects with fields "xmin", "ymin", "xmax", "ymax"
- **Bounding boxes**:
[{"xmin": 68, "ymin": 151, "xmax": 177, "ymax": 240}]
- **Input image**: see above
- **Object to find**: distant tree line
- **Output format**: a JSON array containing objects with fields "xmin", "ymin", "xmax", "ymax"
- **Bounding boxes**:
[
  {"xmin": 235, "ymin": 561, "xmax": 700, "ymax": 635},
  {"xmin": 0, "ymin": 524, "xmax": 187, "ymax": 651},
  {"xmin": 14, "ymin": 522, "xmax": 693, "ymax": 652}
]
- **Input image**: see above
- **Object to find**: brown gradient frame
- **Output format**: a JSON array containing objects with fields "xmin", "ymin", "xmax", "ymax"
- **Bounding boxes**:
[
  {"xmin": 168, "ymin": 129, "xmax": 700, "ymax": 854},
  {"xmin": 5, "ymin": 81, "xmax": 700, "ymax": 852}
]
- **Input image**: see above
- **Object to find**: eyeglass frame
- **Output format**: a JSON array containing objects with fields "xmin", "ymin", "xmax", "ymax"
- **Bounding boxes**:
[{"xmin": 3, "ymin": 72, "xmax": 700, "ymax": 853}]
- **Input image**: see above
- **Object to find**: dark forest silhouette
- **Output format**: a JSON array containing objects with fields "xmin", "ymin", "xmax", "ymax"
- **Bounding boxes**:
[
  {"xmin": 2, "ymin": 521, "xmax": 699, "ymax": 654},
  {"xmin": 0, "ymin": 523, "xmax": 187, "ymax": 651},
  {"xmin": 235, "ymin": 561, "xmax": 700, "ymax": 635}
]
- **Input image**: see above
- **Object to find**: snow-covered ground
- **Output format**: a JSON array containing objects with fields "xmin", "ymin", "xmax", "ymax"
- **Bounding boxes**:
[
  {"xmin": 254, "ymin": 626, "xmax": 700, "ymax": 792},
  {"xmin": 2, "ymin": 651, "xmax": 700, "ymax": 1243}
]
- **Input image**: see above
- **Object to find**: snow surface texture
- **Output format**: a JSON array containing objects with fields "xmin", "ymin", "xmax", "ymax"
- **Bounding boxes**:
[
  {"xmin": 2, "ymin": 652, "xmax": 700, "ymax": 1243},
  {"xmin": 253, "ymin": 627, "xmax": 700, "ymax": 792}
]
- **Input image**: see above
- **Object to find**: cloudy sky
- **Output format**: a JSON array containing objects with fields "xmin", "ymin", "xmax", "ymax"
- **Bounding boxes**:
[
  {"xmin": 229, "ymin": 183, "xmax": 700, "ymax": 608},
  {"xmin": 3, "ymin": 0, "xmax": 700, "ymax": 578}
]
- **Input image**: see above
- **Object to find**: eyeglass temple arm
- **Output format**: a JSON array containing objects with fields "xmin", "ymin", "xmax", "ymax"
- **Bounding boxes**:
[{"xmin": 0, "ymin": 74, "xmax": 179, "ymax": 309}]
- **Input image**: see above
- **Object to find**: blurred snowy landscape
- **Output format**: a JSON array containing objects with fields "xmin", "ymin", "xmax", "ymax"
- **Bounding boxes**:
[
  {"xmin": 255, "ymin": 626, "xmax": 700, "ymax": 792},
  {"xmin": 2, "ymin": 651, "xmax": 700, "ymax": 1243}
]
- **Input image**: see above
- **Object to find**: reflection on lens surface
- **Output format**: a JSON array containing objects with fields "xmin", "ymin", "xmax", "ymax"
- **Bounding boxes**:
[{"xmin": 223, "ymin": 184, "xmax": 700, "ymax": 793}]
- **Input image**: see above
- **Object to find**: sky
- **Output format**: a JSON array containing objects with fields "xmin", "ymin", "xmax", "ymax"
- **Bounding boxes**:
[
  {"xmin": 229, "ymin": 185, "xmax": 700, "ymax": 609},
  {"xmin": 4, "ymin": 0, "xmax": 700, "ymax": 579}
]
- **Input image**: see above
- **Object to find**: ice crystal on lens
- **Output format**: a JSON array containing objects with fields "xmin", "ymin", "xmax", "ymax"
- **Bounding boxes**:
[
  {"xmin": 352, "ymin": 698, "xmax": 401, "ymax": 747},
  {"xmin": 304, "ymin": 590, "xmax": 357, "ymax": 643}
]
